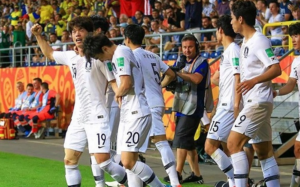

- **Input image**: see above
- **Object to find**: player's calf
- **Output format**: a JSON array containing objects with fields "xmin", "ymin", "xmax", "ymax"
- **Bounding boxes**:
[{"xmin": 64, "ymin": 149, "xmax": 83, "ymax": 187}]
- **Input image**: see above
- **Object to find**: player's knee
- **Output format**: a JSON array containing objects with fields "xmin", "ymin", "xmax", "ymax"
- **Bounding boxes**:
[
  {"xmin": 94, "ymin": 153, "xmax": 110, "ymax": 164},
  {"xmin": 204, "ymin": 139, "xmax": 218, "ymax": 156},
  {"xmin": 121, "ymin": 158, "xmax": 135, "ymax": 170},
  {"xmin": 294, "ymin": 142, "xmax": 300, "ymax": 158},
  {"xmin": 64, "ymin": 154, "xmax": 80, "ymax": 165},
  {"xmin": 32, "ymin": 116, "xmax": 39, "ymax": 123}
]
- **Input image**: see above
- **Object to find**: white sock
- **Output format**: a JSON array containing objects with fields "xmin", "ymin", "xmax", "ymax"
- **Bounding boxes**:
[
  {"xmin": 260, "ymin": 156, "xmax": 280, "ymax": 187},
  {"xmin": 65, "ymin": 165, "xmax": 81, "ymax": 186},
  {"xmin": 231, "ymin": 151, "xmax": 248, "ymax": 187},
  {"xmin": 291, "ymin": 159, "xmax": 300, "ymax": 187},
  {"xmin": 131, "ymin": 161, "xmax": 164, "ymax": 187},
  {"xmin": 211, "ymin": 149, "xmax": 235, "ymax": 187},
  {"xmin": 155, "ymin": 141, "xmax": 180, "ymax": 186},
  {"xmin": 90, "ymin": 156, "xmax": 105, "ymax": 187},
  {"xmin": 99, "ymin": 158, "xmax": 127, "ymax": 185},
  {"xmin": 126, "ymin": 169, "xmax": 144, "ymax": 187}
]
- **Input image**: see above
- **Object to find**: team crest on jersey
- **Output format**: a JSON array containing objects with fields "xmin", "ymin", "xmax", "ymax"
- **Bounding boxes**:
[
  {"xmin": 72, "ymin": 64, "xmax": 77, "ymax": 79},
  {"xmin": 85, "ymin": 61, "xmax": 92, "ymax": 71},
  {"xmin": 244, "ymin": 47, "xmax": 249, "ymax": 58},
  {"xmin": 220, "ymin": 55, "xmax": 224, "ymax": 65}
]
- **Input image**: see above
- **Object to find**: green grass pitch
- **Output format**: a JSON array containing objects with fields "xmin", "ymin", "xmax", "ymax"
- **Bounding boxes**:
[{"xmin": 0, "ymin": 152, "xmax": 212, "ymax": 187}]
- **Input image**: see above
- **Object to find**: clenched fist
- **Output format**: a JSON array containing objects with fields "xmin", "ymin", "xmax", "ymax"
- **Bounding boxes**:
[{"xmin": 31, "ymin": 24, "xmax": 43, "ymax": 36}]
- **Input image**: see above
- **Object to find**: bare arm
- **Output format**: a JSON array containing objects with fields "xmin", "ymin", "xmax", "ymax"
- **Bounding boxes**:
[
  {"xmin": 211, "ymin": 70, "xmax": 219, "ymax": 86},
  {"xmin": 161, "ymin": 68, "xmax": 176, "ymax": 88},
  {"xmin": 31, "ymin": 24, "xmax": 55, "ymax": 61},
  {"xmin": 233, "ymin": 74, "xmax": 241, "ymax": 119},
  {"xmin": 55, "ymin": 93, "xmax": 60, "ymax": 106},
  {"xmin": 176, "ymin": 72, "xmax": 204, "ymax": 85},
  {"xmin": 274, "ymin": 77, "xmax": 297, "ymax": 97},
  {"xmin": 170, "ymin": 20, "xmax": 185, "ymax": 32},
  {"xmin": 109, "ymin": 80, "xmax": 119, "ymax": 94},
  {"xmin": 116, "ymin": 75, "xmax": 132, "ymax": 97}
]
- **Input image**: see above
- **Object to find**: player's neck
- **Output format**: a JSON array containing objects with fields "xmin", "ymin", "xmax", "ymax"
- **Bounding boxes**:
[
  {"xmin": 222, "ymin": 36, "xmax": 234, "ymax": 50},
  {"xmin": 129, "ymin": 44, "xmax": 141, "ymax": 50},
  {"xmin": 241, "ymin": 26, "xmax": 256, "ymax": 42}
]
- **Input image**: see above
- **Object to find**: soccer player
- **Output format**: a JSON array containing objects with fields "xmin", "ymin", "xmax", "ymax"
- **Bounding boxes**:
[
  {"xmin": 82, "ymin": 33, "xmax": 167, "ymax": 187},
  {"xmin": 123, "ymin": 24, "xmax": 180, "ymax": 187},
  {"xmin": 272, "ymin": 22, "xmax": 300, "ymax": 187},
  {"xmin": 228, "ymin": 1, "xmax": 282, "ymax": 186},
  {"xmin": 31, "ymin": 17, "xmax": 128, "ymax": 187},
  {"xmin": 204, "ymin": 15, "xmax": 240, "ymax": 187}
]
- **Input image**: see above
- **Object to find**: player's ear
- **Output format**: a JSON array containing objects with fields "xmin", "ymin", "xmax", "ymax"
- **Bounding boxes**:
[{"xmin": 102, "ymin": 46, "xmax": 108, "ymax": 53}]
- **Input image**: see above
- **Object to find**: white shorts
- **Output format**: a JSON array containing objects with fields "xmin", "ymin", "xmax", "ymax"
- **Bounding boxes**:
[
  {"xmin": 64, "ymin": 120, "xmax": 111, "ymax": 154},
  {"xmin": 207, "ymin": 109, "xmax": 234, "ymax": 142},
  {"xmin": 109, "ymin": 107, "xmax": 120, "ymax": 143},
  {"xmin": 296, "ymin": 131, "xmax": 300, "ymax": 141},
  {"xmin": 150, "ymin": 107, "xmax": 166, "ymax": 137},
  {"xmin": 231, "ymin": 102, "xmax": 273, "ymax": 144},
  {"xmin": 117, "ymin": 115, "xmax": 152, "ymax": 154},
  {"xmin": 201, "ymin": 110, "xmax": 211, "ymax": 126}
]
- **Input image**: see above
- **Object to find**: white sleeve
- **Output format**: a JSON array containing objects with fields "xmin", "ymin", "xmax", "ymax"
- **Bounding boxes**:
[
  {"xmin": 101, "ymin": 60, "xmax": 116, "ymax": 82},
  {"xmin": 159, "ymin": 58, "xmax": 169, "ymax": 74},
  {"xmin": 229, "ymin": 45, "xmax": 240, "ymax": 75},
  {"xmin": 114, "ymin": 48, "xmax": 133, "ymax": 76},
  {"xmin": 289, "ymin": 57, "xmax": 300, "ymax": 79},
  {"xmin": 265, "ymin": 8, "xmax": 271, "ymax": 21},
  {"xmin": 53, "ymin": 51, "xmax": 72, "ymax": 65},
  {"xmin": 255, "ymin": 37, "xmax": 279, "ymax": 67}
]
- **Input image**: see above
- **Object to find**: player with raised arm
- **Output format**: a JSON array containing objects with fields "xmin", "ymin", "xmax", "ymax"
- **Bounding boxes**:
[
  {"xmin": 31, "ymin": 16, "xmax": 128, "ymax": 187},
  {"xmin": 228, "ymin": 1, "xmax": 282, "ymax": 186},
  {"xmin": 123, "ymin": 24, "xmax": 180, "ymax": 187},
  {"xmin": 204, "ymin": 15, "xmax": 241, "ymax": 187},
  {"xmin": 273, "ymin": 22, "xmax": 300, "ymax": 187},
  {"xmin": 82, "ymin": 33, "xmax": 168, "ymax": 187}
]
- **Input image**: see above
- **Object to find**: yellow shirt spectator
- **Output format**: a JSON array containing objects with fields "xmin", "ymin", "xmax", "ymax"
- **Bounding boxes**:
[
  {"xmin": 10, "ymin": 10, "xmax": 22, "ymax": 26},
  {"xmin": 55, "ymin": 20, "xmax": 66, "ymax": 37},
  {"xmin": 40, "ymin": 5, "xmax": 54, "ymax": 24}
]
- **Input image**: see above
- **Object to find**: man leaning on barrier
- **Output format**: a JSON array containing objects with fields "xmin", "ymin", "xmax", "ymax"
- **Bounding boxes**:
[{"xmin": 162, "ymin": 34, "xmax": 210, "ymax": 184}]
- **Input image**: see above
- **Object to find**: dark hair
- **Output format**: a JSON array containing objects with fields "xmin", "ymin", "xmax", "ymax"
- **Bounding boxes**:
[
  {"xmin": 231, "ymin": 0, "xmax": 256, "ymax": 27},
  {"xmin": 269, "ymin": 0, "xmax": 280, "ymax": 8},
  {"xmin": 164, "ymin": 5, "xmax": 173, "ymax": 10},
  {"xmin": 154, "ymin": 1, "xmax": 161, "ymax": 5},
  {"xmin": 289, "ymin": 22, "xmax": 300, "ymax": 36},
  {"xmin": 181, "ymin": 34, "xmax": 200, "ymax": 54},
  {"xmin": 217, "ymin": 15, "xmax": 236, "ymax": 38},
  {"xmin": 124, "ymin": 24, "xmax": 145, "ymax": 45},
  {"xmin": 202, "ymin": 16, "xmax": 211, "ymax": 21},
  {"xmin": 50, "ymin": 33, "xmax": 57, "ymax": 36},
  {"xmin": 90, "ymin": 15, "xmax": 109, "ymax": 34},
  {"xmin": 83, "ymin": 33, "xmax": 114, "ymax": 62},
  {"xmin": 26, "ymin": 83, "xmax": 33, "ymax": 88},
  {"xmin": 152, "ymin": 9, "xmax": 159, "ymax": 13},
  {"xmin": 33, "ymin": 77, "xmax": 42, "ymax": 83},
  {"xmin": 151, "ymin": 19, "xmax": 159, "ymax": 25},
  {"xmin": 68, "ymin": 17, "xmax": 94, "ymax": 33},
  {"xmin": 41, "ymin": 82, "xmax": 49, "ymax": 90},
  {"xmin": 256, "ymin": 0, "xmax": 267, "ymax": 6}
]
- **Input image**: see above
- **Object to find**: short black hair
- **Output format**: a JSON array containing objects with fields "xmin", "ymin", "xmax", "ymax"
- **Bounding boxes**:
[
  {"xmin": 41, "ymin": 82, "xmax": 49, "ymax": 90},
  {"xmin": 50, "ymin": 33, "xmax": 57, "ymax": 36},
  {"xmin": 83, "ymin": 33, "xmax": 114, "ymax": 62},
  {"xmin": 124, "ymin": 24, "xmax": 145, "ymax": 45},
  {"xmin": 269, "ymin": 0, "xmax": 280, "ymax": 8},
  {"xmin": 217, "ymin": 15, "xmax": 236, "ymax": 38},
  {"xmin": 202, "ymin": 16, "xmax": 211, "ymax": 21},
  {"xmin": 164, "ymin": 5, "xmax": 173, "ymax": 10},
  {"xmin": 289, "ymin": 22, "xmax": 300, "ymax": 36},
  {"xmin": 231, "ymin": 0, "xmax": 256, "ymax": 27},
  {"xmin": 69, "ymin": 16, "xmax": 94, "ymax": 33},
  {"xmin": 33, "ymin": 77, "xmax": 42, "ymax": 83},
  {"xmin": 182, "ymin": 34, "xmax": 199, "ymax": 45},
  {"xmin": 256, "ymin": 0, "xmax": 267, "ymax": 6},
  {"xmin": 26, "ymin": 83, "xmax": 33, "ymax": 88},
  {"xmin": 90, "ymin": 15, "xmax": 109, "ymax": 34},
  {"xmin": 152, "ymin": 9, "xmax": 159, "ymax": 13}
]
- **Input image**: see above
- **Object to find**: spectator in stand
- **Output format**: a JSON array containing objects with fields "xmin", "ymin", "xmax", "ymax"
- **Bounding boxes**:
[
  {"xmin": 109, "ymin": 28, "xmax": 122, "ymax": 44},
  {"xmin": 52, "ymin": 0, "xmax": 60, "ymax": 14},
  {"xmin": 119, "ymin": 14, "xmax": 129, "ymax": 23},
  {"xmin": 97, "ymin": 10, "xmax": 105, "ymax": 17},
  {"xmin": 49, "ymin": 33, "xmax": 61, "ymax": 51},
  {"xmin": 281, "ymin": 25, "xmax": 289, "ymax": 50},
  {"xmin": 169, "ymin": 0, "xmax": 182, "ymax": 14},
  {"xmin": 109, "ymin": 15, "xmax": 118, "ymax": 29},
  {"xmin": 185, "ymin": 0, "xmax": 203, "ymax": 44},
  {"xmin": 203, "ymin": 0, "xmax": 216, "ymax": 17},
  {"xmin": 154, "ymin": 1, "xmax": 163, "ymax": 16},
  {"xmin": 0, "ymin": 25, "xmax": 11, "ymax": 67},
  {"xmin": 280, "ymin": 0, "xmax": 292, "ymax": 21},
  {"xmin": 143, "ymin": 16, "xmax": 151, "ymax": 28},
  {"xmin": 201, "ymin": 16, "xmax": 214, "ymax": 51},
  {"xmin": 44, "ymin": 18, "xmax": 55, "ymax": 36},
  {"xmin": 165, "ymin": 5, "xmax": 185, "ymax": 44},
  {"xmin": 127, "ymin": 17, "xmax": 134, "ymax": 25},
  {"xmin": 13, "ymin": 21, "xmax": 27, "ymax": 66},
  {"xmin": 180, "ymin": 0, "xmax": 187, "ymax": 13},
  {"xmin": 23, "ymin": 14, "xmax": 33, "ymax": 42},
  {"xmin": 291, "ymin": 5, "xmax": 300, "ymax": 20},
  {"xmin": 94, "ymin": 0, "xmax": 106, "ymax": 14},
  {"xmin": 268, "ymin": 0, "xmax": 285, "ymax": 46},
  {"xmin": 74, "ymin": 7, "xmax": 82, "ymax": 17},
  {"xmin": 132, "ymin": 10, "xmax": 144, "ymax": 25},
  {"xmin": 81, "ymin": 7, "xmax": 89, "ymax": 16},
  {"xmin": 119, "ymin": 23, "xmax": 128, "ymax": 37},
  {"xmin": 55, "ymin": 14, "xmax": 66, "ymax": 40},
  {"xmin": 147, "ymin": 19, "xmax": 162, "ymax": 54},
  {"xmin": 10, "ymin": 5, "xmax": 22, "ymax": 27},
  {"xmin": 38, "ymin": 0, "xmax": 54, "ymax": 28},
  {"xmin": 152, "ymin": 9, "xmax": 164, "ymax": 21},
  {"xmin": 61, "ymin": 30, "xmax": 73, "ymax": 51},
  {"xmin": 105, "ymin": 0, "xmax": 120, "ymax": 18},
  {"xmin": 27, "ymin": 7, "xmax": 40, "ymax": 24},
  {"xmin": 216, "ymin": 0, "xmax": 230, "ymax": 16},
  {"xmin": 256, "ymin": 0, "xmax": 272, "ymax": 27}
]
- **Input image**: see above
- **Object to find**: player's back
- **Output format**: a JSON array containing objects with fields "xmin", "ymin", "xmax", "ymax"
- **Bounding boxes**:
[{"xmin": 132, "ymin": 48, "xmax": 166, "ymax": 108}]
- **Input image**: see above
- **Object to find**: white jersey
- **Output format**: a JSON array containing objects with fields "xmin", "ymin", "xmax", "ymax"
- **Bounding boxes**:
[
  {"xmin": 290, "ymin": 56, "xmax": 300, "ymax": 80},
  {"xmin": 218, "ymin": 42, "xmax": 240, "ymax": 111},
  {"xmin": 110, "ymin": 45, "xmax": 150, "ymax": 118},
  {"xmin": 53, "ymin": 51, "xmax": 115, "ymax": 123},
  {"xmin": 106, "ymin": 83, "xmax": 119, "ymax": 108},
  {"xmin": 268, "ymin": 14, "xmax": 284, "ymax": 40},
  {"xmin": 240, "ymin": 32, "xmax": 279, "ymax": 104},
  {"xmin": 132, "ymin": 48, "xmax": 169, "ymax": 108}
]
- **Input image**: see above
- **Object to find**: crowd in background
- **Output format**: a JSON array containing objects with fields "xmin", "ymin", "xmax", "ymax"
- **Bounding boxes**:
[{"xmin": 0, "ymin": 0, "xmax": 299, "ymax": 67}]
